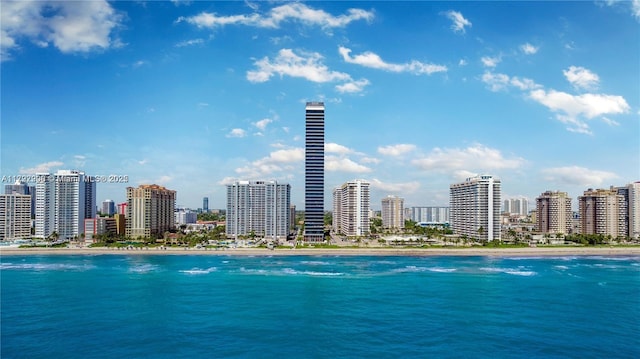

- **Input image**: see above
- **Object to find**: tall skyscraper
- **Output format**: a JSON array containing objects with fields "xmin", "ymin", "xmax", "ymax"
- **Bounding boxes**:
[
  {"xmin": 226, "ymin": 180, "xmax": 291, "ymax": 241},
  {"xmin": 304, "ymin": 101, "xmax": 325, "ymax": 242},
  {"xmin": 450, "ymin": 174, "xmax": 501, "ymax": 242},
  {"xmin": 102, "ymin": 199, "xmax": 115, "ymax": 216},
  {"xmin": 126, "ymin": 184, "xmax": 176, "ymax": 238},
  {"xmin": 35, "ymin": 170, "xmax": 96, "ymax": 240},
  {"xmin": 628, "ymin": 182, "xmax": 640, "ymax": 239},
  {"xmin": 0, "ymin": 194, "xmax": 32, "ymax": 240},
  {"xmin": 332, "ymin": 179, "xmax": 370, "ymax": 237},
  {"xmin": 536, "ymin": 190, "xmax": 572, "ymax": 234},
  {"xmin": 381, "ymin": 195, "xmax": 404, "ymax": 229},
  {"xmin": 203, "ymin": 197, "xmax": 209, "ymax": 213},
  {"xmin": 578, "ymin": 188, "xmax": 626, "ymax": 237}
]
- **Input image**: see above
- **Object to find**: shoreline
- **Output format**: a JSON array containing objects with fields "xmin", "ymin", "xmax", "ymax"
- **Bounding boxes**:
[{"xmin": 1, "ymin": 246, "xmax": 639, "ymax": 257}]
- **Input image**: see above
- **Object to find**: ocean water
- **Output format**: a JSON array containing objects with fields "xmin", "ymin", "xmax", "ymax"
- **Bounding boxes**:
[{"xmin": 1, "ymin": 254, "xmax": 639, "ymax": 358}]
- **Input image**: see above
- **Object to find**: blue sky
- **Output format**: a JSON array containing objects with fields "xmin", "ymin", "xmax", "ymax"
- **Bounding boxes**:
[{"xmin": 1, "ymin": 0, "xmax": 639, "ymax": 211}]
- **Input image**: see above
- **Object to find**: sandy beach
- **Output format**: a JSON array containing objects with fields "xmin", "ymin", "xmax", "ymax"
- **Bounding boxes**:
[{"xmin": 1, "ymin": 246, "xmax": 639, "ymax": 257}]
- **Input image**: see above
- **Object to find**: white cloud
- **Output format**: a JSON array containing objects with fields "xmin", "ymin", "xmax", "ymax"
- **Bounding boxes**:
[
  {"xmin": 177, "ymin": 3, "xmax": 373, "ymax": 30},
  {"xmin": 529, "ymin": 89, "xmax": 629, "ymax": 120},
  {"xmin": 412, "ymin": 144, "xmax": 525, "ymax": 172},
  {"xmin": 458, "ymin": 59, "xmax": 467, "ymax": 66},
  {"xmin": 19, "ymin": 161, "xmax": 64, "ymax": 174},
  {"xmin": 602, "ymin": 117, "xmax": 620, "ymax": 126},
  {"xmin": 253, "ymin": 118, "xmax": 272, "ymax": 130},
  {"xmin": 481, "ymin": 55, "xmax": 501, "ymax": 68},
  {"xmin": 325, "ymin": 143, "xmax": 353, "ymax": 154},
  {"xmin": 370, "ymin": 179, "xmax": 420, "ymax": 193},
  {"xmin": 132, "ymin": 60, "xmax": 147, "ymax": 68},
  {"xmin": 481, "ymin": 72, "xmax": 541, "ymax": 92},
  {"xmin": 247, "ymin": 48, "xmax": 351, "ymax": 84},
  {"xmin": 520, "ymin": 43, "xmax": 538, "ymax": 55},
  {"xmin": 155, "ymin": 175, "xmax": 173, "ymax": 184},
  {"xmin": 377, "ymin": 144, "xmax": 417, "ymax": 156},
  {"xmin": 481, "ymin": 70, "xmax": 628, "ymax": 134},
  {"xmin": 339, "ymin": 46, "xmax": 447, "ymax": 75},
  {"xmin": 563, "ymin": 66, "xmax": 600, "ymax": 90},
  {"xmin": 541, "ymin": 166, "xmax": 618, "ymax": 187},
  {"xmin": 226, "ymin": 128, "xmax": 247, "ymax": 138},
  {"xmin": 235, "ymin": 148, "xmax": 304, "ymax": 178},
  {"xmin": 325, "ymin": 156, "xmax": 371, "ymax": 173},
  {"xmin": 360, "ymin": 156, "xmax": 381, "ymax": 164},
  {"xmin": 1, "ymin": 0, "xmax": 123, "ymax": 59},
  {"xmin": 175, "ymin": 38, "xmax": 204, "ymax": 47},
  {"xmin": 335, "ymin": 78, "xmax": 370, "ymax": 93},
  {"xmin": 444, "ymin": 10, "xmax": 472, "ymax": 34}
]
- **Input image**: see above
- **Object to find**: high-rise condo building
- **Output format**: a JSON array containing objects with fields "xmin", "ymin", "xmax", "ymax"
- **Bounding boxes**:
[
  {"xmin": 628, "ymin": 182, "xmax": 640, "ymax": 239},
  {"xmin": 35, "ymin": 170, "xmax": 96, "ymax": 240},
  {"xmin": 203, "ymin": 197, "xmax": 209, "ymax": 213},
  {"xmin": 0, "ymin": 194, "xmax": 32, "ymax": 240},
  {"xmin": 536, "ymin": 191, "xmax": 572, "ymax": 234},
  {"xmin": 408, "ymin": 207, "xmax": 450, "ymax": 225},
  {"xmin": 578, "ymin": 188, "xmax": 626, "ymax": 238},
  {"xmin": 381, "ymin": 195, "xmax": 404, "ymax": 229},
  {"xmin": 126, "ymin": 184, "xmax": 176, "ymax": 238},
  {"xmin": 450, "ymin": 174, "xmax": 501, "ymax": 242},
  {"xmin": 5, "ymin": 181, "xmax": 35, "ymax": 217},
  {"xmin": 102, "ymin": 199, "xmax": 115, "ymax": 216},
  {"xmin": 304, "ymin": 101, "xmax": 325, "ymax": 242},
  {"xmin": 503, "ymin": 198, "xmax": 528, "ymax": 216},
  {"xmin": 332, "ymin": 179, "xmax": 370, "ymax": 237},
  {"xmin": 226, "ymin": 180, "xmax": 291, "ymax": 241}
]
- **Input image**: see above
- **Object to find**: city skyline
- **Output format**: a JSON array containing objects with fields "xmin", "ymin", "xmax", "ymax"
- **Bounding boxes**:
[{"xmin": 2, "ymin": 1, "xmax": 638, "ymax": 210}]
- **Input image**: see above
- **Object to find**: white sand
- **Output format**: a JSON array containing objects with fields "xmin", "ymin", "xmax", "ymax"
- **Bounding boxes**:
[{"xmin": 1, "ymin": 246, "xmax": 639, "ymax": 257}]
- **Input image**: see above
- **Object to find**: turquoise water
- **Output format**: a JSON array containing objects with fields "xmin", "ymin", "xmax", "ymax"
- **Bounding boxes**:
[{"xmin": 1, "ymin": 255, "xmax": 639, "ymax": 358}]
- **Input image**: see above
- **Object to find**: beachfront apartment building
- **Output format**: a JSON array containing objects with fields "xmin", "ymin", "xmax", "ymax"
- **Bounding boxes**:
[
  {"xmin": 126, "ymin": 184, "xmax": 176, "ymax": 239},
  {"xmin": 503, "ymin": 197, "xmax": 529, "ymax": 216},
  {"xmin": 304, "ymin": 101, "xmax": 325, "ymax": 242},
  {"xmin": 226, "ymin": 180, "xmax": 291, "ymax": 241},
  {"xmin": 5, "ymin": 181, "xmax": 36, "ymax": 217},
  {"xmin": 381, "ymin": 195, "xmax": 404, "ymax": 229},
  {"xmin": 578, "ymin": 188, "xmax": 626, "ymax": 238},
  {"xmin": 35, "ymin": 170, "xmax": 96, "ymax": 240},
  {"xmin": 450, "ymin": 175, "xmax": 501, "ymax": 242},
  {"xmin": 628, "ymin": 182, "xmax": 640, "ymax": 239},
  {"xmin": 407, "ymin": 207, "xmax": 450, "ymax": 225},
  {"xmin": 0, "ymin": 194, "xmax": 32, "ymax": 240},
  {"xmin": 333, "ymin": 179, "xmax": 370, "ymax": 237},
  {"xmin": 536, "ymin": 191, "xmax": 572, "ymax": 235}
]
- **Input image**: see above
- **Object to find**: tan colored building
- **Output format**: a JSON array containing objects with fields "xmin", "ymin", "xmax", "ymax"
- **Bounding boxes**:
[
  {"xmin": 536, "ymin": 191, "xmax": 572, "ymax": 234},
  {"xmin": 0, "ymin": 194, "xmax": 32, "ymax": 240},
  {"xmin": 381, "ymin": 195, "xmax": 404, "ymax": 229},
  {"xmin": 126, "ymin": 184, "xmax": 176, "ymax": 239},
  {"xmin": 578, "ymin": 188, "xmax": 626, "ymax": 238}
]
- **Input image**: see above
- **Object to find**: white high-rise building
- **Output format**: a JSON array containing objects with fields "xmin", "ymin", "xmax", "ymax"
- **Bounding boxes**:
[
  {"xmin": 628, "ymin": 182, "xmax": 640, "ymax": 239},
  {"xmin": 333, "ymin": 179, "xmax": 370, "ymax": 237},
  {"xmin": 381, "ymin": 195, "xmax": 404, "ymax": 229},
  {"xmin": 408, "ymin": 207, "xmax": 450, "ymax": 224},
  {"xmin": 35, "ymin": 170, "xmax": 96, "ymax": 240},
  {"xmin": 504, "ymin": 197, "xmax": 528, "ymax": 216},
  {"xmin": 0, "ymin": 194, "xmax": 32, "ymax": 240},
  {"xmin": 450, "ymin": 175, "xmax": 501, "ymax": 242},
  {"xmin": 226, "ymin": 181, "xmax": 291, "ymax": 241},
  {"xmin": 536, "ymin": 191, "xmax": 572, "ymax": 234}
]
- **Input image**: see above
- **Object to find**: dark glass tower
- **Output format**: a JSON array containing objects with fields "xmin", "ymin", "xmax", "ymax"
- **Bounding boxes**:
[{"xmin": 304, "ymin": 102, "xmax": 325, "ymax": 242}]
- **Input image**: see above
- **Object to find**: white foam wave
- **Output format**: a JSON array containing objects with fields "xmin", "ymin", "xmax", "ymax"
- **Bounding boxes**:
[
  {"xmin": 0, "ymin": 262, "xmax": 95, "ymax": 271},
  {"xmin": 129, "ymin": 264, "xmax": 159, "ymax": 273},
  {"xmin": 554, "ymin": 265, "xmax": 569, "ymax": 270},
  {"xmin": 480, "ymin": 267, "xmax": 537, "ymax": 276},
  {"xmin": 180, "ymin": 267, "xmax": 217, "ymax": 275},
  {"xmin": 300, "ymin": 260, "xmax": 332, "ymax": 266}
]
